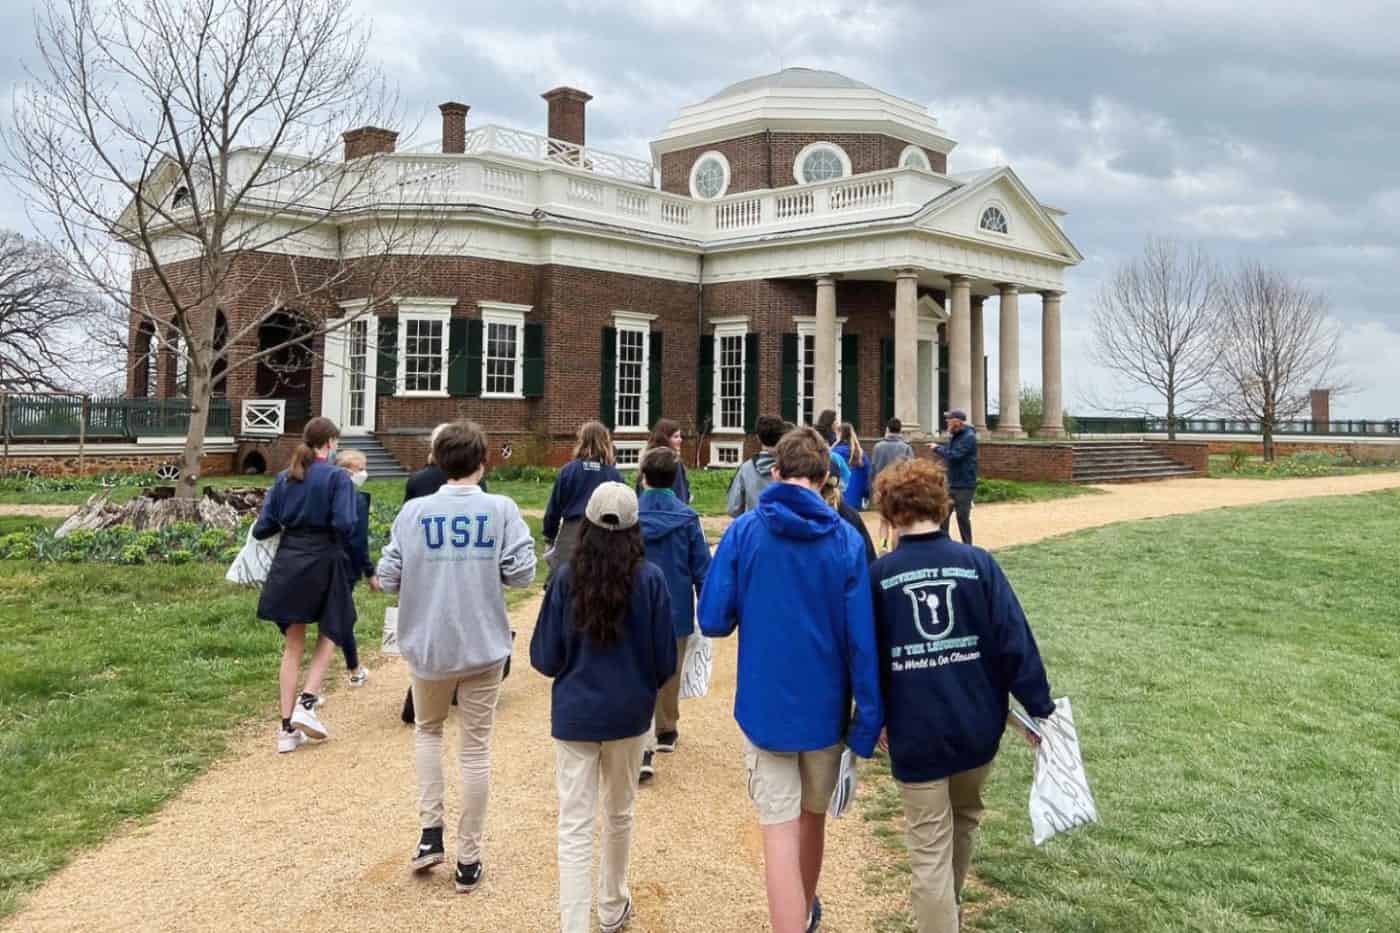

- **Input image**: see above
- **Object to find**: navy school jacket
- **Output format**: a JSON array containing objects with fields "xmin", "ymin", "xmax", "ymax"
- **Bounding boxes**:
[
  {"xmin": 344, "ymin": 489, "xmax": 374, "ymax": 581},
  {"xmin": 253, "ymin": 458, "xmax": 356, "ymax": 542},
  {"xmin": 543, "ymin": 459, "xmax": 625, "ymax": 541},
  {"xmin": 870, "ymin": 531, "xmax": 1054, "ymax": 783},
  {"xmin": 530, "ymin": 561, "xmax": 677, "ymax": 742}
]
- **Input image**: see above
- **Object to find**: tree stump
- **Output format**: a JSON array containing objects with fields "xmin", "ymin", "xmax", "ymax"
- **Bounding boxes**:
[{"xmin": 55, "ymin": 487, "xmax": 248, "ymax": 538}]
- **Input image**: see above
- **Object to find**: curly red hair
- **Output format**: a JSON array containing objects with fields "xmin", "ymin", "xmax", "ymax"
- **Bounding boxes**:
[{"xmin": 873, "ymin": 458, "xmax": 952, "ymax": 528}]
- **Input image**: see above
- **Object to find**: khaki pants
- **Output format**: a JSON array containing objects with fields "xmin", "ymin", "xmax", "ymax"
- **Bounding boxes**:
[
  {"xmin": 897, "ymin": 762, "xmax": 994, "ymax": 933},
  {"xmin": 412, "ymin": 664, "xmax": 505, "ymax": 865},
  {"xmin": 555, "ymin": 734, "xmax": 647, "ymax": 933},
  {"xmin": 652, "ymin": 636, "xmax": 688, "ymax": 735}
]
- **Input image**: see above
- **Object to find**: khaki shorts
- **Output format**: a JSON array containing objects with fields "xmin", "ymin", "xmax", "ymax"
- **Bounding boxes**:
[{"xmin": 743, "ymin": 739, "xmax": 844, "ymax": 826}]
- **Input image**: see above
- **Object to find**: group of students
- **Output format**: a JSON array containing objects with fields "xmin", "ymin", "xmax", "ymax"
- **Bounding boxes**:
[{"xmin": 251, "ymin": 408, "xmax": 1052, "ymax": 933}]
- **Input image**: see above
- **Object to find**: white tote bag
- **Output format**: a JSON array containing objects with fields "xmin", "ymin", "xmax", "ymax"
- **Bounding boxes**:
[
  {"xmin": 381, "ymin": 606, "xmax": 400, "ymax": 655},
  {"xmin": 678, "ymin": 631, "xmax": 713, "ymax": 700},
  {"xmin": 224, "ymin": 525, "xmax": 278, "ymax": 586},
  {"xmin": 828, "ymin": 747, "xmax": 858, "ymax": 819},
  {"xmin": 1028, "ymin": 697, "xmax": 1100, "ymax": 846}
]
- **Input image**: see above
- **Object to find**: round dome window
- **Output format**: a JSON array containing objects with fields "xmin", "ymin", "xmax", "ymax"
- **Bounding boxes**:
[{"xmin": 689, "ymin": 151, "xmax": 731, "ymax": 200}]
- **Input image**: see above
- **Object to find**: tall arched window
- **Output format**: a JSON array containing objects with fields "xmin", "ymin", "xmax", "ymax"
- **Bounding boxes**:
[
  {"xmin": 132, "ymin": 320, "xmax": 157, "ymax": 397},
  {"xmin": 211, "ymin": 311, "xmax": 229, "ymax": 397}
]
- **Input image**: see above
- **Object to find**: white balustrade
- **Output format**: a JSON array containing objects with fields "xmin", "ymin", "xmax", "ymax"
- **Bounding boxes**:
[
  {"xmin": 616, "ymin": 189, "xmax": 649, "ymax": 217},
  {"xmin": 829, "ymin": 176, "xmax": 895, "ymax": 212},
  {"xmin": 776, "ymin": 190, "xmax": 815, "ymax": 220},
  {"xmin": 660, "ymin": 201, "xmax": 692, "ymax": 226},
  {"xmin": 567, "ymin": 177, "xmax": 605, "ymax": 206},
  {"xmin": 241, "ymin": 399, "xmax": 286, "ymax": 437},
  {"xmin": 715, "ymin": 197, "xmax": 763, "ymax": 231},
  {"xmin": 482, "ymin": 166, "xmax": 526, "ymax": 196}
]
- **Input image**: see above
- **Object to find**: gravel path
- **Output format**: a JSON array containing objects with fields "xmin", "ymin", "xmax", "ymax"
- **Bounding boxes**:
[
  {"xmin": 0, "ymin": 505, "xmax": 77, "ymax": 518},
  {"xmin": 8, "ymin": 472, "xmax": 1400, "ymax": 933}
]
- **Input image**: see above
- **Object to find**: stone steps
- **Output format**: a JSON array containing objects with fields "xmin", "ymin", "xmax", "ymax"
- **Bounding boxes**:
[
  {"xmin": 342, "ymin": 434, "xmax": 410, "ymax": 479},
  {"xmin": 1070, "ymin": 443, "xmax": 1201, "ymax": 484}
]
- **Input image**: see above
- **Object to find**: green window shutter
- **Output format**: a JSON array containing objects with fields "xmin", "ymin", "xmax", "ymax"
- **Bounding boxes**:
[
  {"xmin": 696, "ymin": 335, "xmax": 715, "ymax": 434},
  {"xmin": 448, "ymin": 319, "xmax": 471, "ymax": 396},
  {"xmin": 647, "ymin": 331, "xmax": 664, "ymax": 428},
  {"xmin": 780, "ymin": 333, "xmax": 798, "ymax": 425},
  {"xmin": 377, "ymin": 317, "xmax": 397, "ymax": 396},
  {"xmin": 841, "ymin": 334, "xmax": 860, "ymax": 432},
  {"xmin": 880, "ymin": 337, "xmax": 894, "ymax": 425},
  {"xmin": 744, "ymin": 333, "xmax": 760, "ymax": 433},
  {"xmin": 523, "ymin": 323, "xmax": 545, "ymax": 398},
  {"xmin": 600, "ymin": 327, "xmax": 616, "ymax": 430}
]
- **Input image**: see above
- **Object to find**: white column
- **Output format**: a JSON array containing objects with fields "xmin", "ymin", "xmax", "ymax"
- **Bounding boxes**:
[
  {"xmin": 814, "ymin": 275, "xmax": 838, "ymax": 419},
  {"xmin": 894, "ymin": 269, "xmax": 920, "ymax": 432},
  {"xmin": 947, "ymin": 275, "xmax": 972, "ymax": 427},
  {"xmin": 997, "ymin": 283, "xmax": 1024, "ymax": 437},
  {"xmin": 970, "ymin": 297, "xmax": 987, "ymax": 432},
  {"xmin": 1041, "ymin": 290, "xmax": 1065, "ymax": 436}
]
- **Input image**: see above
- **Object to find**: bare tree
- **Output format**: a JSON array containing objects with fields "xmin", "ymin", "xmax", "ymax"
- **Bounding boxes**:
[
  {"xmin": 1090, "ymin": 237, "xmax": 1220, "ymax": 439},
  {"xmin": 0, "ymin": 229, "xmax": 112, "ymax": 390},
  {"xmin": 6, "ymin": 0, "xmax": 439, "ymax": 498},
  {"xmin": 1216, "ymin": 263, "xmax": 1344, "ymax": 461}
]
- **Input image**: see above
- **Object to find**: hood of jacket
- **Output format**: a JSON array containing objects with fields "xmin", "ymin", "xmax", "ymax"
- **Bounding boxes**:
[
  {"xmin": 639, "ymin": 489, "xmax": 699, "ymax": 541},
  {"xmin": 756, "ymin": 482, "xmax": 842, "ymax": 541}
]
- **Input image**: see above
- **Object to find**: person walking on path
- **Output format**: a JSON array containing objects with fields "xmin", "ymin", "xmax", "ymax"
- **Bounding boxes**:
[
  {"xmin": 699, "ymin": 427, "xmax": 884, "ymax": 933},
  {"xmin": 636, "ymin": 418, "xmax": 691, "ymax": 504},
  {"xmin": 832, "ymin": 424, "xmax": 869, "ymax": 511},
  {"xmin": 335, "ymin": 448, "xmax": 374, "ymax": 688},
  {"xmin": 531, "ymin": 483, "xmax": 678, "ymax": 933},
  {"xmin": 869, "ymin": 458, "xmax": 1055, "ymax": 932},
  {"xmin": 637, "ymin": 446, "xmax": 711, "ymax": 781},
  {"xmin": 374, "ymin": 421, "xmax": 538, "ymax": 892},
  {"xmin": 931, "ymin": 409, "xmax": 978, "ymax": 545},
  {"xmin": 727, "ymin": 414, "xmax": 786, "ymax": 517},
  {"xmin": 544, "ymin": 422, "xmax": 624, "ymax": 576},
  {"xmin": 815, "ymin": 408, "xmax": 852, "ymax": 490},
  {"xmin": 869, "ymin": 418, "xmax": 914, "ymax": 484},
  {"xmin": 254, "ymin": 417, "xmax": 358, "ymax": 753}
]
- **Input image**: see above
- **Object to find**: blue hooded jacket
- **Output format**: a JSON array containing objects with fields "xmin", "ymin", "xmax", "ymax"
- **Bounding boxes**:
[
  {"xmin": 639, "ymin": 489, "xmax": 711, "ymax": 638},
  {"xmin": 870, "ymin": 531, "xmax": 1054, "ymax": 783},
  {"xmin": 698, "ymin": 482, "xmax": 883, "ymax": 758},
  {"xmin": 933, "ymin": 426, "xmax": 978, "ymax": 489}
]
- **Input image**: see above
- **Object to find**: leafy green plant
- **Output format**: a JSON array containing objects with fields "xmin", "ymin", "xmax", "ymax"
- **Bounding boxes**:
[
  {"xmin": 1227, "ymin": 444, "xmax": 1250, "ymax": 472},
  {"xmin": 118, "ymin": 544, "xmax": 148, "ymax": 565},
  {"xmin": 0, "ymin": 532, "xmax": 37, "ymax": 560},
  {"xmin": 166, "ymin": 549, "xmax": 193, "ymax": 565}
]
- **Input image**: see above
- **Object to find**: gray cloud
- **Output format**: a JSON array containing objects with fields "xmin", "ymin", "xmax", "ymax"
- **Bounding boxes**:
[{"xmin": 2, "ymin": 0, "xmax": 1397, "ymax": 414}]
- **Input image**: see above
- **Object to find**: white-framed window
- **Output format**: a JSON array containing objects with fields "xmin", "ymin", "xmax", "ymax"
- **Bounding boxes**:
[
  {"xmin": 793, "ymin": 142, "xmax": 852, "ymax": 185},
  {"xmin": 479, "ymin": 301, "xmax": 531, "ymax": 399},
  {"xmin": 613, "ymin": 311, "xmax": 656, "ymax": 432},
  {"xmin": 689, "ymin": 151, "xmax": 731, "ymax": 200},
  {"xmin": 397, "ymin": 299, "xmax": 454, "ymax": 396},
  {"xmin": 899, "ymin": 145, "xmax": 931, "ymax": 172},
  {"xmin": 710, "ymin": 441, "xmax": 743, "ymax": 467},
  {"xmin": 979, "ymin": 204, "xmax": 1010, "ymax": 235},
  {"xmin": 712, "ymin": 318, "xmax": 748, "ymax": 433},
  {"xmin": 614, "ymin": 441, "xmax": 645, "ymax": 470},
  {"xmin": 795, "ymin": 316, "xmax": 844, "ymax": 427}
]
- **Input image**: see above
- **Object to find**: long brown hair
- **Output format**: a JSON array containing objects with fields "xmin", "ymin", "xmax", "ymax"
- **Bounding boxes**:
[
  {"xmin": 569, "ymin": 521, "xmax": 645, "ymax": 646},
  {"xmin": 288, "ymin": 417, "xmax": 339, "ymax": 482},
  {"xmin": 839, "ymin": 423, "xmax": 865, "ymax": 467},
  {"xmin": 646, "ymin": 418, "xmax": 681, "ymax": 451},
  {"xmin": 573, "ymin": 421, "xmax": 615, "ymax": 465}
]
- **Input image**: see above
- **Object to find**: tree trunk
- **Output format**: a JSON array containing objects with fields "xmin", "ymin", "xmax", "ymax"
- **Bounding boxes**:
[
  {"xmin": 176, "ymin": 306, "xmax": 218, "ymax": 501},
  {"xmin": 1166, "ymin": 394, "xmax": 1176, "ymax": 441},
  {"xmin": 1262, "ymin": 426, "xmax": 1276, "ymax": 463}
]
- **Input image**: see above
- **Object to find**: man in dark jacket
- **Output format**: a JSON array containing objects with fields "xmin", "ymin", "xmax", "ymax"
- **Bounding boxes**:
[
  {"xmin": 931, "ymin": 409, "xmax": 978, "ymax": 545},
  {"xmin": 700, "ymin": 427, "xmax": 882, "ymax": 933},
  {"xmin": 638, "ymin": 446, "xmax": 711, "ymax": 781},
  {"xmin": 869, "ymin": 457, "xmax": 1053, "ymax": 932}
]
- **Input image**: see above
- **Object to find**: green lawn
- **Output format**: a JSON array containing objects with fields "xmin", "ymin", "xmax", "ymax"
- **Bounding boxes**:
[{"xmin": 865, "ymin": 489, "xmax": 1400, "ymax": 931}]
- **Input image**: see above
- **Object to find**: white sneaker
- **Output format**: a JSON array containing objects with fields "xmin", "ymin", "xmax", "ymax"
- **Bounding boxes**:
[
  {"xmin": 291, "ymin": 703, "xmax": 328, "ymax": 739},
  {"xmin": 277, "ymin": 728, "xmax": 307, "ymax": 754},
  {"xmin": 349, "ymin": 667, "xmax": 369, "ymax": 687}
]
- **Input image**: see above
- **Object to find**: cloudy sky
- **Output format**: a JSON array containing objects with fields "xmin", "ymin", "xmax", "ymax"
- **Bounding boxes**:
[{"xmin": 2, "ymin": 0, "xmax": 1397, "ymax": 416}]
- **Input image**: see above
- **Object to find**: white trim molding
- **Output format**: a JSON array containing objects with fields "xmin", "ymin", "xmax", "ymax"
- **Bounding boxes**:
[
  {"xmin": 712, "ymin": 318, "xmax": 749, "ymax": 434},
  {"xmin": 793, "ymin": 141, "xmax": 852, "ymax": 185},
  {"xmin": 480, "ymin": 304, "xmax": 529, "ymax": 399},
  {"xmin": 613, "ymin": 440, "xmax": 646, "ymax": 470},
  {"xmin": 709, "ymin": 440, "xmax": 744, "ymax": 467},
  {"xmin": 611, "ymin": 310, "xmax": 659, "ymax": 326},
  {"xmin": 396, "ymin": 300, "xmax": 452, "ymax": 398},
  {"xmin": 478, "ymin": 300, "xmax": 533, "ymax": 316}
]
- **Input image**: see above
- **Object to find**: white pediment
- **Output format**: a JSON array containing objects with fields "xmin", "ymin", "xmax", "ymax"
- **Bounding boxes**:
[
  {"xmin": 915, "ymin": 168, "xmax": 1082, "ymax": 263},
  {"xmin": 919, "ymin": 294, "xmax": 948, "ymax": 321}
]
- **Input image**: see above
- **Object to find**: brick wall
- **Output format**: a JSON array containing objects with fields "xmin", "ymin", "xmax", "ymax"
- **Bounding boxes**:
[
  {"xmin": 920, "ymin": 442, "xmax": 1075, "ymax": 483},
  {"xmin": 660, "ymin": 132, "xmax": 947, "ymax": 196},
  {"xmin": 1145, "ymin": 441, "xmax": 1209, "ymax": 474},
  {"xmin": 5, "ymin": 451, "xmax": 235, "ymax": 478}
]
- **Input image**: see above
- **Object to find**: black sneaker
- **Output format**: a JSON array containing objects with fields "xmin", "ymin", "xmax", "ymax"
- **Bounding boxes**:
[
  {"xmin": 454, "ymin": 860, "xmax": 484, "ymax": 893},
  {"xmin": 600, "ymin": 898, "xmax": 632, "ymax": 933},
  {"xmin": 411, "ymin": 827, "xmax": 445, "ymax": 871},
  {"xmin": 639, "ymin": 750, "xmax": 656, "ymax": 783},
  {"xmin": 655, "ymin": 730, "xmax": 678, "ymax": 753},
  {"xmin": 806, "ymin": 895, "xmax": 823, "ymax": 932}
]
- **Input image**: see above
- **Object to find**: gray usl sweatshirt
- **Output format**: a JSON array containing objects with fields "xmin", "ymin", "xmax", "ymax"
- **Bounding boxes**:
[{"xmin": 376, "ymin": 483, "xmax": 537, "ymax": 680}]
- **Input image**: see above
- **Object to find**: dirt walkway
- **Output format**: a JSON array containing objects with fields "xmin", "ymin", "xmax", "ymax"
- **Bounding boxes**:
[
  {"xmin": 9, "ymin": 473, "xmax": 1400, "ymax": 933},
  {"xmin": 0, "ymin": 505, "xmax": 76, "ymax": 518}
]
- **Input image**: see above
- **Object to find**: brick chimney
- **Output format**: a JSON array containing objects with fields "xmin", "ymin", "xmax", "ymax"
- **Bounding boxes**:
[
  {"xmin": 1310, "ymin": 388, "xmax": 1331, "ymax": 428},
  {"xmin": 542, "ymin": 86, "xmax": 592, "ymax": 146},
  {"xmin": 440, "ymin": 102, "xmax": 469, "ymax": 154},
  {"xmin": 342, "ymin": 126, "xmax": 399, "ymax": 160}
]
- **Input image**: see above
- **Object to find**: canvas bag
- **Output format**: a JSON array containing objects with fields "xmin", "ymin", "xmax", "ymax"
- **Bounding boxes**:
[
  {"xmin": 381, "ymin": 606, "xmax": 400, "ymax": 655},
  {"xmin": 829, "ymin": 747, "xmax": 858, "ymax": 819},
  {"xmin": 678, "ymin": 631, "xmax": 712, "ymax": 700},
  {"xmin": 1029, "ymin": 697, "xmax": 1100, "ymax": 845},
  {"xmin": 225, "ymin": 525, "xmax": 278, "ymax": 586}
]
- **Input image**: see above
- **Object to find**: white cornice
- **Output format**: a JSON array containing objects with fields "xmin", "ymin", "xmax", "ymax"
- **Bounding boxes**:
[{"xmin": 478, "ymin": 300, "xmax": 533, "ymax": 315}]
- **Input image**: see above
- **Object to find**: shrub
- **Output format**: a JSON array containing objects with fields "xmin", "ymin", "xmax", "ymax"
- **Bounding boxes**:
[
  {"xmin": 167, "ymin": 549, "xmax": 194, "ymax": 565},
  {"xmin": 1228, "ymin": 445, "xmax": 1250, "ymax": 472},
  {"xmin": 119, "ymin": 544, "xmax": 149, "ymax": 565},
  {"xmin": 976, "ymin": 478, "xmax": 1034, "ymax": 504},
  {"xmin": 0, "ymin": 531, "xmax": 37, "ymax": 560},
  {"xmin": 196, "ymin": 528, "xmax": 231, "ymax": 555},
  {"xmin": 488, "ymin": 464, "xmax": 558, "ymax": 483}
]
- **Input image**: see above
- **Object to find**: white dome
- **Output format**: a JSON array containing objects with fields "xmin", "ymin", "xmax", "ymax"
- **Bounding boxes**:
[{"xmin": 705, "ymin": 68, "xmax": 875, "ymax": 102}]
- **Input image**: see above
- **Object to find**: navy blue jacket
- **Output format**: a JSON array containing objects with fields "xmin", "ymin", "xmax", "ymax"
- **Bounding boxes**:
[
  {"xmin": 699, "ymin": 482, "xmax": 883, "ymax": 758},
  {"xmin": 543, "ymin": 459, "xmax": 625, "ymax": 541},
  {"xmin": 253, "ymin": 458, "xmax": 356, "ymax": 542},
  {"xmin": 635, "ymin": 460, "xmax": 691, "ymax": 505},
  {"xmin": 530, "ymin": 562, "xmax": 678, "ymax": 742},
  {"xmin": 639, "ymin": 489, "xmax": 711, "ymax": 638},
  {"xmin": 344, "ymin": 490, "xmax": 374, "ymax": 581},
  {"xmin": 934, "ymin": 426, "xmax": 978, "ymax": 489},
  {"xmin": 870, "ymin": 531, "xmax": 1054, "ymax": 783}
]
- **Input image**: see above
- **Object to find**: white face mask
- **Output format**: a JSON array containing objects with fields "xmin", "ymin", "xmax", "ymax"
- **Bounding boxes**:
[{"xmin": 350, "ymin": 470, "xmax": 369, "ymax": 488}]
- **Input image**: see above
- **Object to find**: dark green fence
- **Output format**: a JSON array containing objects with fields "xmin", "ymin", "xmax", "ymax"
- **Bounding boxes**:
[
  {"xmin": 2, "ymin": 394, "xmax": 231, "ymax": 440},
  {"xmin": 1074, "ymin": 416, "xmax": 1400, "ymax": 437}
]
